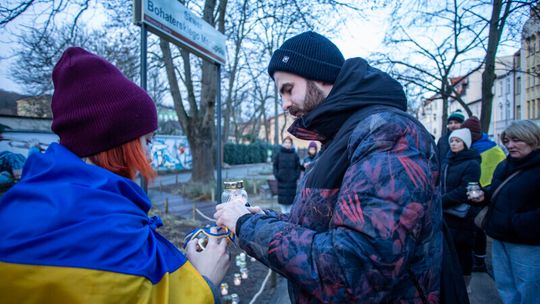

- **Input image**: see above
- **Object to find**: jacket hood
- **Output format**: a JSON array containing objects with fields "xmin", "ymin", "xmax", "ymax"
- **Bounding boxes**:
[
  {"xmin": 288, "ymin": 58, "xmax": 407, "ymax": 142},
  {"xmin": 471, "ymin": 133, "xmax": 496, "ymax": 153}
]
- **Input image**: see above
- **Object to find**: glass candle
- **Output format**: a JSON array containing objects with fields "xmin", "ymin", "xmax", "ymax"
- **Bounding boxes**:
[
  {"xmin": 233, "ymin": 273, "xmax": 241, "ymax": 286},
  {"xmin": 231, "ymin": 293, "xmax": 239, "ymax": 304},
  {"xmin": 240, "ymin": 267, "xmax": 248, "ymax": 279},
  {"xmin": 220, "ymin": 283, "xmax": 228, "ymax": 296}
]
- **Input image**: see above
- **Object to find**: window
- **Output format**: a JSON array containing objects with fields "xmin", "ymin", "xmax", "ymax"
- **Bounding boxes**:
[
  {"xmin": 499, "ymin": 82, "xmax": 503, "ymax": 96},
  {"xmin": 506, "ymin": 78, "xmax": 510, "ymax": 94},
  {"xmin": 517, "ymin": 76, "xmax": 521, "ymax": 93},
  {"xmin": 516, "ymin": 105, "xmax": 521, "ymax": 120},
  {"xmin": 505, "ymin": 101, "xmax": 511, "ymax": 121}
]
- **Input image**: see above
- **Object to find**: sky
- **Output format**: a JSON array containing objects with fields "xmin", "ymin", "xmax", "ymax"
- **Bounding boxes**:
[
  {"xmin": 0, "ymin": 1, "xmax": 108, "ymax": 94},
  {"xmin": 0, "ymin": 2, "xmax": 390, "ymax": 95}
]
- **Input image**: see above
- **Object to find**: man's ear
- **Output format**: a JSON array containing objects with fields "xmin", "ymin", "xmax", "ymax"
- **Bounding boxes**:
[{"xmin": 314, "ymin": 81, "xmax": 333, "ymax": 98}]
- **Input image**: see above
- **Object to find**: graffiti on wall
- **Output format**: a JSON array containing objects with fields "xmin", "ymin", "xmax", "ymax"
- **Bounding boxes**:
[{"xmin": 150, "ymin": 136, "xmax": 192, "ymax": 170}]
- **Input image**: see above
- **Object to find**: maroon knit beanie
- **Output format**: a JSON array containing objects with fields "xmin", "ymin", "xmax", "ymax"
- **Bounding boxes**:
[
  {"xmin": 462, "ymin": 116, "xmax": 482, "ymax": 142},
  {"xmin": 51, "ymin": 47, "xmax": 157, "ymax": 157}
]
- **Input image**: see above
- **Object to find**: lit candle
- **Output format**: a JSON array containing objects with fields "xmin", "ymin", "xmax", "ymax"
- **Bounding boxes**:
[
  {"xmin": 250, "ymin": 256, "xmax": 256, "ymax": 262},
  {"xmin": 220, "ymin": 283, "xmax": 228, "ymax": 296},
  {"xmin": 240, "ymin": 267, "xmax": 248, "ymax": 279},
  {"xmin": 233, "ymin": 273, "xmax": 241, "ymax": 286},
  {"xmin": 231, "ymin": 293, "xmax": 239, "ymax": 304},
  {"xmin": 239, "ymin": 252, "xmax": 246, "ymax": 262}
]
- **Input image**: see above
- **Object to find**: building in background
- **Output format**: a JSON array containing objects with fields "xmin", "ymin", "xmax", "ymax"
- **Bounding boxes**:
[
  {"xmin": 16, "ymin": 95, "xmax": 52, "ymax": 118},
  {"xmin": 518, "ymin": 6, "xmax": 540, "ymax": 123},
  {"xmin": 258, "ymin": 112, "xmax": 315, "ymax": 149},
  {"xmin": 490, "ymin": 56, "xmax": 516, "ymax": 143},
  {"xmin": 418, "ymin": 56, "xmax": 517, "ymax": 143}
]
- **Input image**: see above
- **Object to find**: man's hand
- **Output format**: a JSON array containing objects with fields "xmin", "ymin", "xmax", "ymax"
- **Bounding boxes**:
[{"xmin": 214, "ymin": 199, "xmax": 253, "ymax": 234}]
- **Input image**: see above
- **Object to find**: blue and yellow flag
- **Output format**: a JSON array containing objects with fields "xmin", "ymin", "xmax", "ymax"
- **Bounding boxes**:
[{"xmin": 0, "ymin": 143, "xmax": 214, "ymax": 303}]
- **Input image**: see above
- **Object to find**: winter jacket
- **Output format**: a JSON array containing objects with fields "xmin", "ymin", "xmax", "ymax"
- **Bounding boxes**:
[
  {"xmin": 236, "ymin": 58, "xmax": 442, "ymax": 303},
  {"xmin": 470, "ymin": 133, "xmax": 506, "ymax": 187},
  {"xmin": 484, "ymin": 149, "xmax": 540, "ymax": 245},
  {"xmin": 273, "ymin": 146, "xmax": 301, "ymax": 205},
  {"xmin": 437, "ymin": 132, "xmax": 451, "ymax": 170},
  {"xmin": 441, "ymin": 148, "xmax": 481, "ymax": 229},
  {"xmin": 302, "ymin": 154, "xmax": 317, "ymax": 170},
  {"xmin": 0, "ymin": 143, "xmax": 216, "ymax": 303}
]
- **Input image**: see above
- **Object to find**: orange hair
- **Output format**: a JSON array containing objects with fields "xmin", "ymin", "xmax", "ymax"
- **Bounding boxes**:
[{"xmin": 89, "ymin": 137, "xmax": 156, "ymax": 182}]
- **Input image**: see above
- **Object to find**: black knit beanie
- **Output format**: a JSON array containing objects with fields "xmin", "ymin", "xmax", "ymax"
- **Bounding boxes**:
[{"xmin": 267, "ymin": 31, "xmax": 345, "ymax": 84}]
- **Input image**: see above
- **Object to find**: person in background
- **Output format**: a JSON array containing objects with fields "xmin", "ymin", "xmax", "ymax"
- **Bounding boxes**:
[
  {"xmin": 438, "ymin": 109, "xmax": 465, "ymax": 169},
  {"xmin": 469, "ymin": 120, "xmax": 540, "ymax": 304},
  {"xmin": 0, "ymin": 47, "xmax": 229, "ymax": 303},
  {"xmin": 302, "ymin": 140, "xmax": 318, "ymax": 170},
  {"xmin": 461, "ymin": 116, "xmax": 506, "ymax": 272},
  {"xmin": 215, "ymin": 31, "xmax": 441, "ymax": 302},
  {"xmin": 272, "ymin": 136, "xmax": 302, "ymax": 213},
  {"xmin": 441, "ymin": 128, "xmax": 481, "ymax": 293},
  {"xmin": 0, "ymin": 151, "xmax": 25, "ymax": 191}
]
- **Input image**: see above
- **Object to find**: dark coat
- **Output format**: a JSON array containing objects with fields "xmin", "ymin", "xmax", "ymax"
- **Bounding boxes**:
[
  {"xmin": 484, "ymin": 149, "xmax": 540, "ymax": 245},
  {"xmin": 437, "ymin": 132, "xmax": 451, "ymax": 170},
  {"xmin": 237, "ymin": 58, "xmax": 442, "ymax": 303},
  {"xmin": 442, "ymin": 148, "xmax": 481, "ymax": 232},
  {"xmin": 273, "ymin": 146, "xmax": 301, "ymax": 205}
]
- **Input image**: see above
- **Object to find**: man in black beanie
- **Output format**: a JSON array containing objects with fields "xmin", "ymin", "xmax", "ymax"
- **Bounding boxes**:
[{"xmin": 215, "ymin": 31, "xmax": 443, "ymax": 302}]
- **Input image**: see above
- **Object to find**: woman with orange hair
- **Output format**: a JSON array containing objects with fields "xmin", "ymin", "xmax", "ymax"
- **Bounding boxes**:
[{"xmin": 0, "ymin": 47, "xmax": 229, "ymax": 303}]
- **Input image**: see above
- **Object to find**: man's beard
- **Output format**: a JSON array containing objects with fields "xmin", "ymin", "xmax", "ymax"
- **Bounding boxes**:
[{"xmin": 288, "ymin": 80, "xmax": 326, "ymax": 118}]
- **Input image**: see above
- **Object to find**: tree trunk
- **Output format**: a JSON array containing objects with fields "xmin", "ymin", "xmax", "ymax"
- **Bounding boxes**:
[
  {"xmin": 481, "ymin": 0, "xmax": 509, "ymax": 132},
  {"xmin": 441, "ymin": 95, "xmax": 449, "ymax": 136},
  {"xmin": 189, "ymin": 123, "xmax": 215, "ymax": 181}
]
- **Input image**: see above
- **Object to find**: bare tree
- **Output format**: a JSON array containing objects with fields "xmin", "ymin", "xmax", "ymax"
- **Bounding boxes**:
[
  {"xmin": 4, "ymin": 0, "xmax": 377, "ymax": 182},
  {"xmin": 10, "ymin": 23, "xmax": 140, "ymax": 95},
  {"xmin": 479, "ymin": 0, "xmax": 538, "ymax": 132},
  {"xmin": 379, "ymin": 0, "xmax": 537, "ymax": 134},
  {"xmin": 376, "ymin": 0, "xmax": 488, "ymax": 134}
]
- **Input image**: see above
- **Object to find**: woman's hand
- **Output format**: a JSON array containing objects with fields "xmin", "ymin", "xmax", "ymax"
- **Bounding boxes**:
[
  {"xmin": 468, "ymin": 190, "xmax": 485, "ymax": 203},
  {"xmin": 186, "ymin": 227, "xmax": 230, "ymax": 286}
]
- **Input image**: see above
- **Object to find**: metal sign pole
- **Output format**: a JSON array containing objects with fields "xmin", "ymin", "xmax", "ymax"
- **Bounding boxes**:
[
  {"xmin": 216, "ymin": 63, "xmax": 222, "ymax": 203},
  {"xmin": 140, "ymin": 23, "xmax": 149, "ymax": 193}
]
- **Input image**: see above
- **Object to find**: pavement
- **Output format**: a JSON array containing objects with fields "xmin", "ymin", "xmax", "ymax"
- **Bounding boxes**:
[{"xmin": 148, "ymin": 163, "xmax": 503, "ymax": 304}]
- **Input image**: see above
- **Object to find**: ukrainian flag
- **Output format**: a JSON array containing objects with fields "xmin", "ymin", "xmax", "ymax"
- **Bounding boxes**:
[{"xmin": 0, "ymin": 144, "xmax": 215, "ymax": 303}]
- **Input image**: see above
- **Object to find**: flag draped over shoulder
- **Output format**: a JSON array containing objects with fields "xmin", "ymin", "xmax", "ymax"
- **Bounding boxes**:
[{"xmin": 0, "ymin": 143, "xmax": 214, "ymax": 303}]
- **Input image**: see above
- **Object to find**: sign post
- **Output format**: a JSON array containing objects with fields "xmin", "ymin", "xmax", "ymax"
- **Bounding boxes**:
[{"xmin": 134, "ymin": 0, "xmax": 226, "ymax": 201}]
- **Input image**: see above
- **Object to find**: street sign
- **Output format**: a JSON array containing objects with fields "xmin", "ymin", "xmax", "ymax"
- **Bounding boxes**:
[{"xmin": 134, "ymin": 0, "xmax": 226, "ymax": 65}]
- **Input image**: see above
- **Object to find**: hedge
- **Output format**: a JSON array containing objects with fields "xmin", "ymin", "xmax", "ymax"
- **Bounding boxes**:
[{"xmin": 224, "ymin": 142, "xmax": 275, "ymax": 165}]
